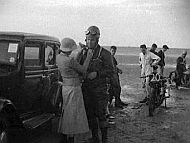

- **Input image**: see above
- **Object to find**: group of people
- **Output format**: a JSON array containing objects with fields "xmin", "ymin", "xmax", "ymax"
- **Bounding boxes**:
[
  {"xmin": 169, "ymin": 50, "xmax": 190, "ymax": 89},
  {"xmin": 56, "ymin": 26, "xmax": 127, "ymax": 143},
  {"xmin": 55, "ymin": 25, "xmax": 189, "ymax": 143},
  {"xmin": 139, "ymin": 42, "xmax": 190, "ymax": 104},
  {"xmin": 138, "ymin": 44, "xmax": 169, "ymax": 103}
]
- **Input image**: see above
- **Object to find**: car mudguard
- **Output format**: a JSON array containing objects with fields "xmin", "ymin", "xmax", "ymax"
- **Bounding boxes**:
[
  {"xmin": 0, "ymin": 98, "xmax": 13, "ymax": 112},
  {"xmin": 0, "ymin": 98, "xmax": 23, "ymax": 127}
]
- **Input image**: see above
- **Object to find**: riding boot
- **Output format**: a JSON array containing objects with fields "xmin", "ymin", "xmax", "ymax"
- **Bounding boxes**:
[
  {"xmin": 60, "ymin": 134, "xmax": 68, "ymax": 143},
  {"xmin": 100, "ymin": 128, "xmax": 108, "ymax": 143},
  {"xmin": 68, "ymin": 137, "xmax": 74, "ymax": 143},
  {"xmin": 91, "ymin": 129, "xmax": 100, "ymax": 143}
]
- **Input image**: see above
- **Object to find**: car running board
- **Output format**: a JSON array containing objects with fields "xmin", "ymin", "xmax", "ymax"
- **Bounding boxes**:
[
  {"xmin": 23, "ymin": 113, "xmax": 55, "ymax": 129},
  {"xmin": 20, "ymin": 110, "xmax": 40, "ymax": 121}
]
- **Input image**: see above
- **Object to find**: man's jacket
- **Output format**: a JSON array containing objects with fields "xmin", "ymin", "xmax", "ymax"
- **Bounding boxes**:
[
  {"xmin": 157, "ymin": 50, "xmax": 165, "ymax": 67},
  {"xmin": 81, "ymin": 45, "xmax": 114, "ymax": 87}
]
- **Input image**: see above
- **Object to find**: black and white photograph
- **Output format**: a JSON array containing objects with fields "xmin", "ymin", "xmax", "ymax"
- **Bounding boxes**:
[{"xmin": 0, "ymin": 0, "xmax": 190, "ymax": 143}]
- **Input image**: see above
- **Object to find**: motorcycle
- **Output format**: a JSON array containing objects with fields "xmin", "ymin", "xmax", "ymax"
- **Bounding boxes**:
[{"xmin": 141, "ymin": 73, "xmax": 171, "ymax": 116}]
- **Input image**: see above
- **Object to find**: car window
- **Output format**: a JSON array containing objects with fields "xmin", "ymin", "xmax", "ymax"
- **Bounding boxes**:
[
  {"xmin": 24, "ymin": 42, "xmax": 41, "ymax": 67},
  {"xmin": 45, "ymin": 44, "xmax": 55, "ymax": 66},
  {"xmin": 0, "ymin": 40, "xmax": 19, "ymax": 65}
]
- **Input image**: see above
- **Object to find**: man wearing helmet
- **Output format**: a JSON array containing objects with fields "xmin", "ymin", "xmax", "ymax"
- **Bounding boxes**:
[{"xmin": 81, "ymin": 26, "xmax": 114, "ymax": 143}]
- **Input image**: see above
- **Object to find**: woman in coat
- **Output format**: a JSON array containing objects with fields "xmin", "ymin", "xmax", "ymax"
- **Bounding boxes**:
[{"xmin": 57, "ymin": 38, "xmax": 93, "ymax": 143}]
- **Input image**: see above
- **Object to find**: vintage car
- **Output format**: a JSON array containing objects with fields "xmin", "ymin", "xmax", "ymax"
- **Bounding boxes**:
[{"xmin": 0, "ymin": 32, "xmax": 62, "ymax": 143}]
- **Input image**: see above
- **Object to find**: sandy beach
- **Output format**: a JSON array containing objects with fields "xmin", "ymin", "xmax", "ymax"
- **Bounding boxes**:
[
  {"xmin": 107, "ymin": 65, "xmax": 190, "ymax": 143},
  {"xmin": 28, "ymin": 64, "xmax": 190, "ymax": 143}
]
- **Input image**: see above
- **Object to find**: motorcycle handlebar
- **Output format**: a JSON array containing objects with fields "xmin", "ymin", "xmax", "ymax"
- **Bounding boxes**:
[{"xmin": 140, "ymin": 75, "xmax": 169, "ymax": 80}]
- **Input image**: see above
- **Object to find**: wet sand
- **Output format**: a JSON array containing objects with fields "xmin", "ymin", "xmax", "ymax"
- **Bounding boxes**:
[{"xmin": 108, "ymin": 65, "xmax": 190, "ymax": 143}]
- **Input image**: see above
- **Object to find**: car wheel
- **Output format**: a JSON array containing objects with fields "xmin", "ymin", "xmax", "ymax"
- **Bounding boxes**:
[
  {"xmin": 149, "ymin": 88, "xmax": 156, "ymax": 117},
  {"xmin": 0, "ymin": 118, "xmax": 9, "ymax": 143},
  {"xmin": 0, "ymin": 130, "xmax": 8, "ymax": 143}
]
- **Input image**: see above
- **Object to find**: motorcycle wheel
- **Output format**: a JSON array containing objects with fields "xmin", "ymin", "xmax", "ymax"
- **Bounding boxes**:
[{"xmin": 149, "ymin": 88, "xmax": 156, "ymax": 117}]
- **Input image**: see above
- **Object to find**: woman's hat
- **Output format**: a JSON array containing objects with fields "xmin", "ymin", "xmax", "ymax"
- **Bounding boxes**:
[{"xmin": 60, "ymin": 38, "xmax": 77, "ymax": 52}]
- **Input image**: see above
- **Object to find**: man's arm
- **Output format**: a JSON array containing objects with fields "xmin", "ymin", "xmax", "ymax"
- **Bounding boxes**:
[
  {"xmin": 114, "ymin": 56, "xmax": 122, "ymax": 74},
  {"xmin": 98, "ymin": 49, "xmax": 114, "ymax": 78},
  {"xmin": 150, "ymin": 52, "xmax": 161, "ymax": 66},
  {"xmin": 157, "ymin": 50, "xmax": 162, "ymax": 66},
  {"xmin": 139, "ymin": 53, "xmax": 143, "ymax": 68}
]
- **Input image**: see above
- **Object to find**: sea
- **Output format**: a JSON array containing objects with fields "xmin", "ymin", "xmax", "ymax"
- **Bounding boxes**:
[{"xmin": 104, "ymin": 46, "xmax": 190, "ymax": 69}]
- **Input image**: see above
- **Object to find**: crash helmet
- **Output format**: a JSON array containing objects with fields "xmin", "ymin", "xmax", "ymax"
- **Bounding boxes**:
[{"xmin": 85, "ymin": 26, "xmax": 100, "ymax": 39}]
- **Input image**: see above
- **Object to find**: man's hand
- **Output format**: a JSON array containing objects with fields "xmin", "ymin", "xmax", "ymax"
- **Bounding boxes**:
[
  {"xmin": 118, "ymin": 68, "xmax": 122, "ymax": 74},
  {"xmin": 86, "ymin": 49, "xmax": 93, "ymax": 59},
  {"xmin": 151, "ymin": 62, "xmax": 157, "ymax": 67},
  {"xmin": 79, "ymin": 42, "xmax": 86, "ymax": 49},
  {"xmin": 87, "ymin": 72, "xmax": 97, "ymax": 80}
]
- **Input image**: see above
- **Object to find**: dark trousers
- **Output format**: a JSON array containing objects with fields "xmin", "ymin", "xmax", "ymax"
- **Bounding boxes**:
[{"xmin": 82, "ymin": 84, "xmax": 109, "ymax": 129}]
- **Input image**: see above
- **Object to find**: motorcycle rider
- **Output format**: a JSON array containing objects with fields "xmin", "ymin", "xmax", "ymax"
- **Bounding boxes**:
[
  {"xmin": 81, "ymin": 26, "xmax": 114, "ymax": 143},
  {"xmin": 139, "ymin": 44, "xmax": 161, "ymax": 103}
]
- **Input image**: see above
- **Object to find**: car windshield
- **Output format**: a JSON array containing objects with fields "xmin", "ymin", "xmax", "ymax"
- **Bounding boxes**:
[{"xmin": 0, "ymin": 40, "xmax": 19, "ymax": 65}]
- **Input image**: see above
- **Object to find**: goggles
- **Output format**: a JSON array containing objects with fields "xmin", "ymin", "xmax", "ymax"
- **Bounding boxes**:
[{"xmin": 85, "ymin": 30, "xmax": 100, "ymax": 36}]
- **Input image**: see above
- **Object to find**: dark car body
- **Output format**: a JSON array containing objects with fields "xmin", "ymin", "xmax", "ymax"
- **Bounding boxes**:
[{"xmin": 0, "ymin": 32, "xmax": 62, "ymax": 143}]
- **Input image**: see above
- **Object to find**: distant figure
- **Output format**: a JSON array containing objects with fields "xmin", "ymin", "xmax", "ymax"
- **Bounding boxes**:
[
  {"xmin": 181, "ymin": 50, "xmax": 187, "ymax": 67},
  {"xmin": 150, "ymin": 43, "xmax": 158, "ymax": 55},
  {"xmin": 157, "ymin": 45, "xmax": 169, "ymax": 76},
  {"xmin": 184, "ymin": 65, "xmax": 190, "ymax": 86},
  {"xmin": 57, "ymin": 38, "xmax": 93, "ymax": 143},
  {"xmin": 176, "ymin": 56, "xmax": 186, "ymax": 89},
  {"xmin": 176, "ymin": 50, "xmax": 187, "ymax": 85},
  {"xmin": 139, "ymin": 44, "xmax": 161, "ymax": 103},
  {"xmin": 109, "ymin": 45, "xmax": 128, "ymax": 109}
]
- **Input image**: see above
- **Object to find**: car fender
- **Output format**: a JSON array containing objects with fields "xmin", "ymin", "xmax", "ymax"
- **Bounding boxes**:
[
  {"xmin": 0, "ymin": 98, "xmax": 14, "ymax": 112},
  {"xmin": 0, "ymin": 98, "xmax": 23, "ymax": 125}
]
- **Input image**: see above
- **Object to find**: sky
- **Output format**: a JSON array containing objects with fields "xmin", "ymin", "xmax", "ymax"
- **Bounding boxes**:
[{"xmin": 0, "ymin": 0, "xmax": 190, "ymax": 48}]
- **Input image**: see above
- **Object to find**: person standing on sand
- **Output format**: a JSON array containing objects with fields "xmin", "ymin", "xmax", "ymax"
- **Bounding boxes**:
[
  {"xmin": 109, "ymin": 45, "xmax": 128, "ymax": 109},
  {"xmin": 139, "ymin": 44, "xmax": 161, "ymax": 103},
  {"xmin": 81, "ymin": 26, "xmax": 114, "ymax": 143},
  {"xmin": 149, "ymin": 43, "xmax": 158, "ymax": 55},
  {"xmin": 175, "ymin": 56, "xmax": 186, "ymax": 89},
  {"xmin": 57, "ymin": 38, "xmax": 93, "ymax": 143},
  {"xmin": 157, "ymin": 45, "xmax": 169, "ymax": 76},
  {"xmin": 177, "ymin": 50, "xmax": 187, "ymax": 84},
  {"xmin": 180, "ymin": 50, "xmax": 187, "ymax": 67}
]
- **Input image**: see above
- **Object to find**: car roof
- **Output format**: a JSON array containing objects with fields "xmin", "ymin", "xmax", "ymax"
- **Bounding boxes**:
[{"xmin": 0, "ymin": 31, "xmax": 60, "ymax": 43}]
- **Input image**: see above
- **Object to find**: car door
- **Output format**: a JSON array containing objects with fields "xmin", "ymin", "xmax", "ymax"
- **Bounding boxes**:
[
  {"xmin": 20, "ymin": 40, "xmax": 44, "ymax": 113},
  {"xmin": 44, "ymin": 42, "xmax": 59, "ymax": 81},
  {"xmin": 41, "ymin": 42, "xmax": 61, "ymax": 112}
]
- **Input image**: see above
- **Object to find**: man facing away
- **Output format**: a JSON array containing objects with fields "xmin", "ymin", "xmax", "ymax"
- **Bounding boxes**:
[
  {"xmin": 109, "ymin": 46, "xmax": 128, "ymax": 108},
  {"xmin": 139, "ymin": 44, "xmax": 161, "ymax": 103},
  {"xmin": 157, "ymin": 45, "xmax": 169, "ymax": 76},
  {"xmin": 81, "ymin": 26, "xmax": 114, "ymax": 143}
]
